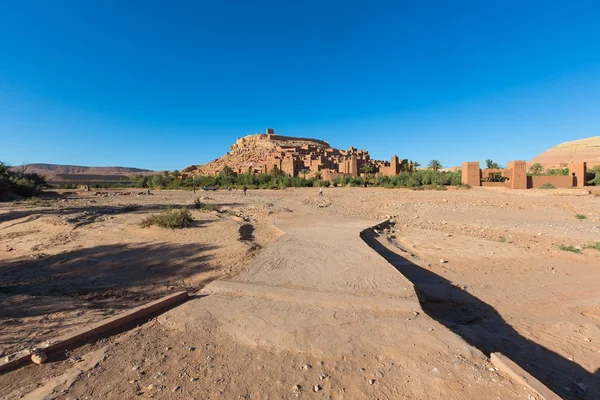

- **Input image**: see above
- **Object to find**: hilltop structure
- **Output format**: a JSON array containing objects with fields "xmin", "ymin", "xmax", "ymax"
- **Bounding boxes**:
[{"xmin": 182, "ymin": 128, "xmax": 407, "ymax": 180}]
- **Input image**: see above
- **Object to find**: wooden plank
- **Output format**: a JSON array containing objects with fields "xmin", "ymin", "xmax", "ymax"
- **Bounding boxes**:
[
  {"xmin": 0, "ymin": 291, "xmax": 188, "ymax": 373},
  {"xmin": 490, "ymin": 352, "xmax": 561, "ymax": 400}
]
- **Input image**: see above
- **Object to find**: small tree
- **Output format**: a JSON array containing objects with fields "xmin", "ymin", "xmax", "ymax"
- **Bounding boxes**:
[
  {"xmin": 529, "ymin": 163, "xmax": 544, "ymax": 175},
  {"xmin": 413, "ymin": 161, "xmax": 421, "ymax": 172},
  {"xmin": 428, "ymin": 160, "xmax": 442, "ymax": 172},
  {"xmin": 300, "ymin": 168, "xmax": 309, "ymax": 180},
  {"xmin": 19, "ymin": 162, "xmax": 29, "ymax": 178},
  {"xmin": 220, "ymin": 166, "xmax": 236, "ymax": 179}
]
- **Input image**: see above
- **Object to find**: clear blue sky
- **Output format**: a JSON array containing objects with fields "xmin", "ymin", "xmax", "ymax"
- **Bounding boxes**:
[{"xmin": 1, "ymin": 1, "xmax": 599, "ymax": 171}]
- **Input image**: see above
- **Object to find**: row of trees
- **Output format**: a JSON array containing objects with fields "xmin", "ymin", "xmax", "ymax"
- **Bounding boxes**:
[
  {"xmin": 528, "ymin": 163, "xmax": 570, "ymax": 176},
  {"xmin": 128, "ymin": 161, "xmax": 461, "ymax": 190}
]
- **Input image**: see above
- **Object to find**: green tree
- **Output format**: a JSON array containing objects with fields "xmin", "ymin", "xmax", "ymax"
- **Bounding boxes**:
[
  {"xmin": 413, "ymin": 161, "xmax": 421, "ymax": 172},
  {"xmin": 270, "ymin": 165, "xmax": 285, "ymax": 178},
  {"xmin": 428, "ymin": 160, "xmax": 442, "ymax": 172},
  {"xmin": 528, "ymin": 163, "xmax": 544, "ymax": 175},
  {"xmin": 360, "ymin": 162, "xmax": 374, "ymax": 175},
  {"xmin": 588, "ymin": 165, "xmax": 600, "ymax": 186},
  {"xmin": 485, "ymin": 159, "xmax": 501, "ymax": 169},
  {"xmin": 361, "ymin": 163, "xmax": 375, "ymax": 186},
  {"xmin": 300, "ymin": 168, "xmax": 309, "ymax": 180}
]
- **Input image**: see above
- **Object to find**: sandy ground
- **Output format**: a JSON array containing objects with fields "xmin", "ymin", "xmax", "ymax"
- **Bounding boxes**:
[{"xmin": 1, "ymin": 186, "xmax": 599, "ymax": 399}]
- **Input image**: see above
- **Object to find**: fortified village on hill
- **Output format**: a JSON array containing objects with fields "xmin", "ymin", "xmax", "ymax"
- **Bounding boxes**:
[{"xmin": 182, "ymin": 128, "xmax": 410, "ymax": 181}]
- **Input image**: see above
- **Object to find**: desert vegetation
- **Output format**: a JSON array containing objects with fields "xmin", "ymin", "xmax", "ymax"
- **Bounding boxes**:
[
  {"xmin": 0, "ymin": 161, "xmax": 47, "ymax": 199},
  {"xmin": 124, "ymin": 166, "xmax": 463, "ymax": 190},
  {"xmin": 140, "ymin": 207, "xmax": 193, "ymax": 229}
]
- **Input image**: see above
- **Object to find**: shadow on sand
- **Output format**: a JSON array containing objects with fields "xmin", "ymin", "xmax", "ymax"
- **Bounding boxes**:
[
  {"xmin": 361, "ymin": 225, "xmax": 598, "ymax": 400},
  {"xmin": 0, "ymin": 241, "xmax": 218, "ymax": 354}
]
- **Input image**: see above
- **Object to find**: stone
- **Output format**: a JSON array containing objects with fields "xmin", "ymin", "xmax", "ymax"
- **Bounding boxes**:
[
  {"xmin": 313, "ymin": 384, "xmax": 322, "ymax": 392},
  {"xmin": 172, "ymin": 385, "xmax": 181, "ymax": 392},
  {"xmin": 292, "ymin": 384, "xmax": 301, "ymax": 392},
  {"xmin": 369, "ymin": 379, "xmax": 375, "ymax": 385},
  {"xmin": 31, "ymin": 352, "xmax": 47, "ymax": 365},
  {"xmin": 302, "ymin": 363, "xmax": 312, "ymax": 370},
  {"xmin": 440, "ymin": 259, "xmax": 447, "ymax": 264}
]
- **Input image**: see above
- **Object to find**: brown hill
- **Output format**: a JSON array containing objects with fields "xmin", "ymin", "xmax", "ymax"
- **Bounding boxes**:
[
  {"xmin": 529, "ymin": 136, "xmax": 600, "ymax": 169},
  {"xmin": 183, "ymin": 130, "xmax": 332, "ymax": 176},
  {"xmin": 10, "ymin": 164, "xmax": 154, "ymax": 182}
]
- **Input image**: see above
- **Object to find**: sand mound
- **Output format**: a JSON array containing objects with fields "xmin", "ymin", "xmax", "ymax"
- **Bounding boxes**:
[{"xmin": 529, "ymin": 136, "xmax": 600, "ymax": 168}]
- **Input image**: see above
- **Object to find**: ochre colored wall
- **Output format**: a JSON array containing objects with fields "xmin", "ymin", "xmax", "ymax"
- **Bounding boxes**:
[
  {"xmin": 528, "ymin": 175, "xmax": 574, "ymax": 188},
  {"xmin": 481, "ymin": 182, "xmax": 510, "ymax": 188}
]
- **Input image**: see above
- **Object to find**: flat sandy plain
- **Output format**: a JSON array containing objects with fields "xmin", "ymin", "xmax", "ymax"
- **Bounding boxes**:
[{"xmin": 1, "ymin": 186, "xmax": 599, "ymax": 399}]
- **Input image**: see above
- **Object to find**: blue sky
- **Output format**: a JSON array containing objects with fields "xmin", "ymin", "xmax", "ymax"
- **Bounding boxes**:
[{"xmin": 1, "ymin": 1, "xmax": 599, "ymax": 171}]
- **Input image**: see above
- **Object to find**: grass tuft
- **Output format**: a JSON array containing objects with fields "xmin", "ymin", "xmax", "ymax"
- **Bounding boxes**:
[
  {"xmin": 140, "ymin": 207, "xmax": 193, "ymax": 229},
  {"xmin": 583, "ymin": 242, "xmax": 600, "ymax": 252},
  {"xmin": 558, "ymin": 245, "xmax": 582, "ymax": 254},
  {"xmin": 539, "ymin": 183, "xmax": 556, "ymax": 189},
  {"xmin": 575, "ymin": 214, "xmax": 587, "ymax": 220}
]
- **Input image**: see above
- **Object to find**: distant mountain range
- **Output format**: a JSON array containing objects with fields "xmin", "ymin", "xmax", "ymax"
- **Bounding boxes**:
[{"xmin": 9, "ymin": 163, "xmax": 155, "ymax": 182}]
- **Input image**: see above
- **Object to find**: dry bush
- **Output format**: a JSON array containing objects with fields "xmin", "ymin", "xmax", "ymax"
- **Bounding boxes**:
[{"xmin": 140, "ymin": 207, "xmax": 193, "ymax": 229}]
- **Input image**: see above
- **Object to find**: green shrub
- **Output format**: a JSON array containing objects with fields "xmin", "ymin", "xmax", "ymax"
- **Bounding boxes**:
[
  {"xmin": 539, "ymin": 183, "xmax": 556, "ymax": 189},
  {"xmin": 558, "ymin": 245, "xmax": 582, "ymax": 254},
  {"xmin": 194, "ymin": 198, "xmax": 219, "ymax": 211},
  {"xmin": 583, "ymin": 242, "xmax": 600, "ymax": 251},
  {"xmin": 140, "ymin": 207, "xmax": 193, "ymax": 229},
  {"xmin": 575, "ymin": 214, "xmax": 587, "ymax": 220},
  {"xmin": 457, "ymin": 183, "xmax": 472, "ymax": 190}
]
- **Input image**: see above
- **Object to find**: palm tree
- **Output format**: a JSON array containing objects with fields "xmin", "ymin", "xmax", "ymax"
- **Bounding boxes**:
[
  {"xmin": 360, "ymin": 162, "xmax": 374, "ymax": 175},
  {"xmin": 361, "ymin": 163, "xmax": 375, "ymax": 187},
  {"xmin": 485, "ymin": 159, "xmax": 501, "ymax": 169},
  {"xmin": 413, "ymin": 161, "xmax": 421, "ymax": 172},
  {"xmin": 428, "ymin": 160, "xmax": 442, "ymax": 172},
  {"xmin": 300, "ymin": 168, "xmax": 309, "ymax": 180},
  {"xmin": 528, "ymin": 163, "xmax": 544, "ymax": 175}
]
